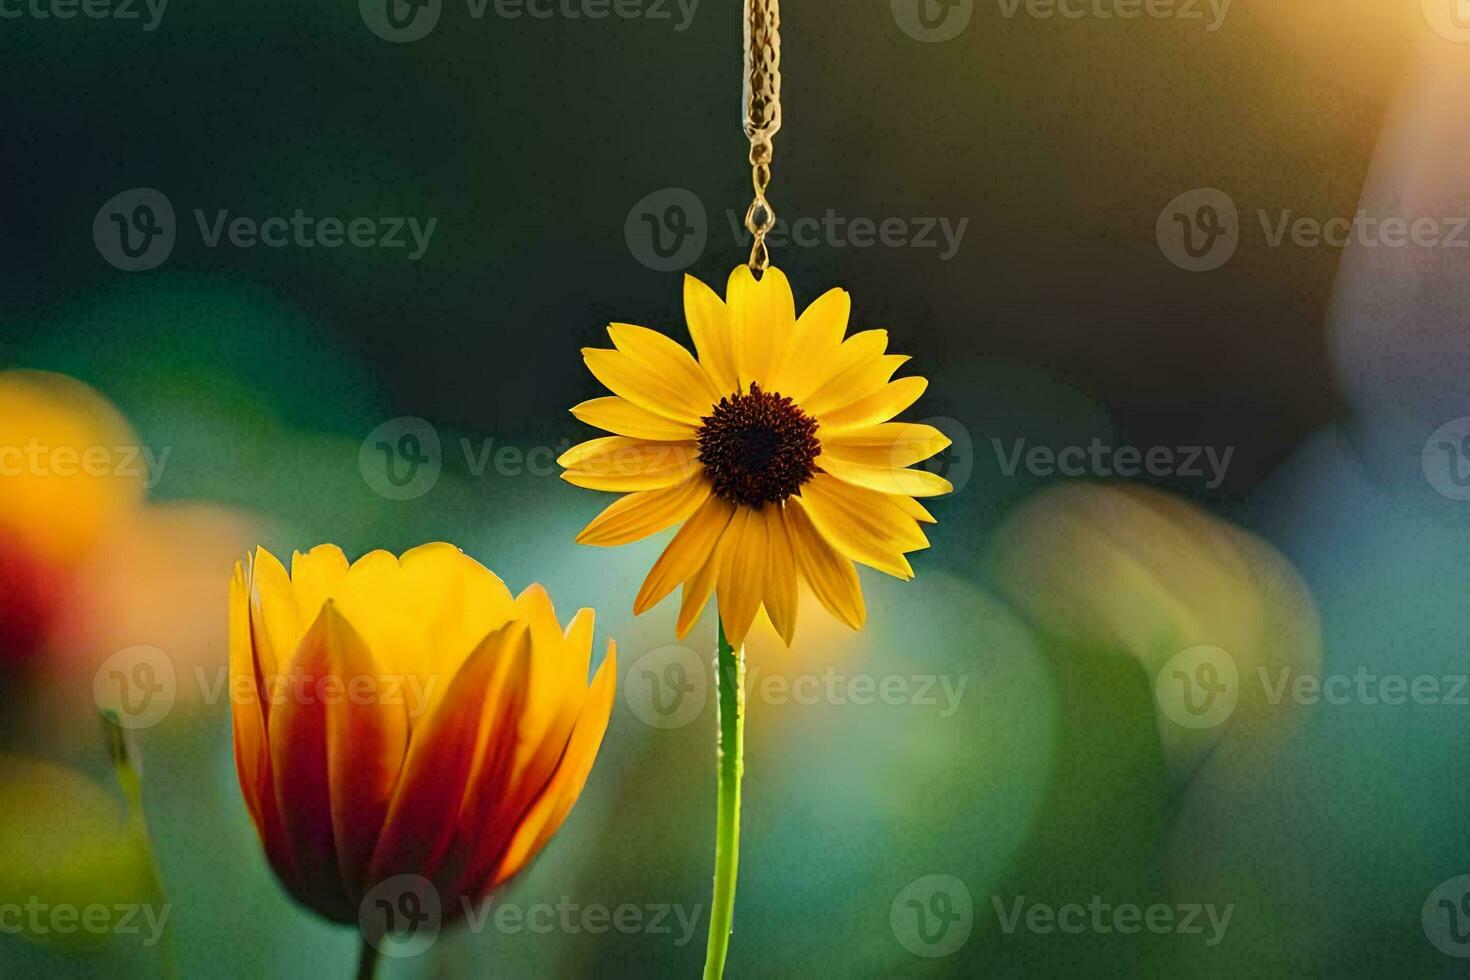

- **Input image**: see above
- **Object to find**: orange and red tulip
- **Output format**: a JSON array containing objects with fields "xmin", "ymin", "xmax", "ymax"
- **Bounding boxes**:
[{"xmin": 228, "ymin": 543, "xmax": 617, "ymax": 925}]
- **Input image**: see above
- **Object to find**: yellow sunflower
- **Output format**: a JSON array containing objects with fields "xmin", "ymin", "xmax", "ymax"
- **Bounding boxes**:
[{"xmin": 559, "ymin": 265, "xmax": 952, "ymax": 647}]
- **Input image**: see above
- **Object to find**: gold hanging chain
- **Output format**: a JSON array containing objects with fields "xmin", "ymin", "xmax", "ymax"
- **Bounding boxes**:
[{"xmin": 743, "ymin": 0, "xmax": 781, "ymax": 275}]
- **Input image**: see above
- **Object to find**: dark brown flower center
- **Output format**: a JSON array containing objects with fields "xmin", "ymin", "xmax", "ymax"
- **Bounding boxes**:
[{"xmin": 697, "ymin": 383, "xmax": 820, "ymax": 508}]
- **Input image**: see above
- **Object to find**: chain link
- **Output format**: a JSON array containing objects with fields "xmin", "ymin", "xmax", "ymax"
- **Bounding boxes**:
[{"xmin": 743, "ymin": 0, "xmax": 781, "ymax": 275}]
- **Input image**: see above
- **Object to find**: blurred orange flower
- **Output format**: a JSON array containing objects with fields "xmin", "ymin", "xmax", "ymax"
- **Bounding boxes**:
[
  {"xmin": 229, "ymin": 543, "xmax": 616, "ymax": 927},
  {"xmin": 0, "ymin": 371, "xmax": 142, "ymax": 665},
  {"xmin": 0, "ymin": 371, "xmax": 257, "ymax": 735}
]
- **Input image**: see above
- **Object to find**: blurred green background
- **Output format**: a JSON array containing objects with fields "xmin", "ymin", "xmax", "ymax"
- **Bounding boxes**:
[{"xmin": 3, "ymin": 0, "xmax": 1470, "ymax": 977}]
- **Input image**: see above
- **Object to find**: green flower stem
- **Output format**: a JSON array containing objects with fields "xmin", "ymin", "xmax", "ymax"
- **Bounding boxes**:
[
  {"xmin": 356, "ymin": 936, "xmax": 380, "ymax": 980},
  {"xmin": 703, "ymin": 620, "xmax": 746, "ymax": 980},
  {"xmin": 102, "ymin": 712, "xmax": 178, "ymax": 980}
]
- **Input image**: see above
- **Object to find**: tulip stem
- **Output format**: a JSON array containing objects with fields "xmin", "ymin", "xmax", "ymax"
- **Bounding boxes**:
[
  {"xmin": 356, "ymin": 937, "xmax": 380, "ymax": 980},
  {"xmin": 102, "ymin": 711, "xmax": 179, "ymax": 980},
  {"xmin": 702, "ymin": 619, "xmax": 745, "ymax": 980}
]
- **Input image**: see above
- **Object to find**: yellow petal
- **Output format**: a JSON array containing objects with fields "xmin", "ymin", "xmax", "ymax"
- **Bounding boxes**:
[
  {"xmin": 726, "ymin": 265, "xmax": 796, "ymax": 390},
  {"xmin": 716, "ymin": 507, "xmax": 766, "ymax": 647},
  {"xmin": 684, "ymin": 274, "xmax": 740, "ymax": 395},
  {"xmin": 290, "ymin": 544, "xmax": 350, "ymax": 629},
  {"xmin": 817, "ymin": 376, "xmax": 929, "ymax": 431},
  {"xmin": 802, "ymin": 336, "xmax": 906, "ymax": 418},
  {"xmin": 248, "ymin": 547, "xmax": 303, "ymax": 681},
  {"xmin": 676, "ymin": 547, "xmax": 724, "ymax": 640},
  {"xmin": 571, "ymin": 396, "xmax": 697, "ymax": 441},
  {"xmin": 559, "ymin": 437, "xmax": 701, "ymax": 492},
  {"xmin": 575, "ymin": 477, "xmax": 711, "ymax": 546},
  {"xmin": 762, "ymin": 506, "xmax": 799, "ymax": 646},
  {"xmin": 818, "ymin": 455, "xmax": 954, "ymax": 498},
  {"xmin": 784, "ymin": 497, "xmax": 866, "ymax": 630},
  {"xmin": 769, "ymin": 287, "xmax": 852, "ymax": 401},
  {"xmin": 894, "ymin": 495, "xmax": 938, "ymax": 524},
  {"xmin": 229, "ymin": 561, "xmax": 270, "ymax": 834},
  {"xmin": 607, "ymin": 322, "xmax": 722, "ymax": 409},
  {"xmin": 797, "ymin": 474, "xmax": 925, "ymax": 579},
  {"xmin": 583, "ymin": 348, "xmax": 713, "ymax": 425},
  {"xmin": 821, "ymin": 423, "xmax": 952, "ymax": 468},
  {"xmin": 634, "ymin": 494, "xmax": 736, "ymax": 614}
]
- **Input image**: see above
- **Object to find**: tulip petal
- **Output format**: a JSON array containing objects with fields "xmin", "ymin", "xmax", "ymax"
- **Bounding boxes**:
[
  {"xmin": 268, "ymin": 602, "xmax": 406, "ymax": 921},
  {"xmin": 487, "ymin": 645, "xmax": 617, "ymax": 890},
  {"xmin": 290, "ymin": 544, "xmax": 349, "ymax": 629},
  {"xmin": 248, "ymin": 547, "xmax": 302, "ymax": 683},
  {"xmin": 369, "ymin": 621, "xmax": 531, "ymax": 891}
]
